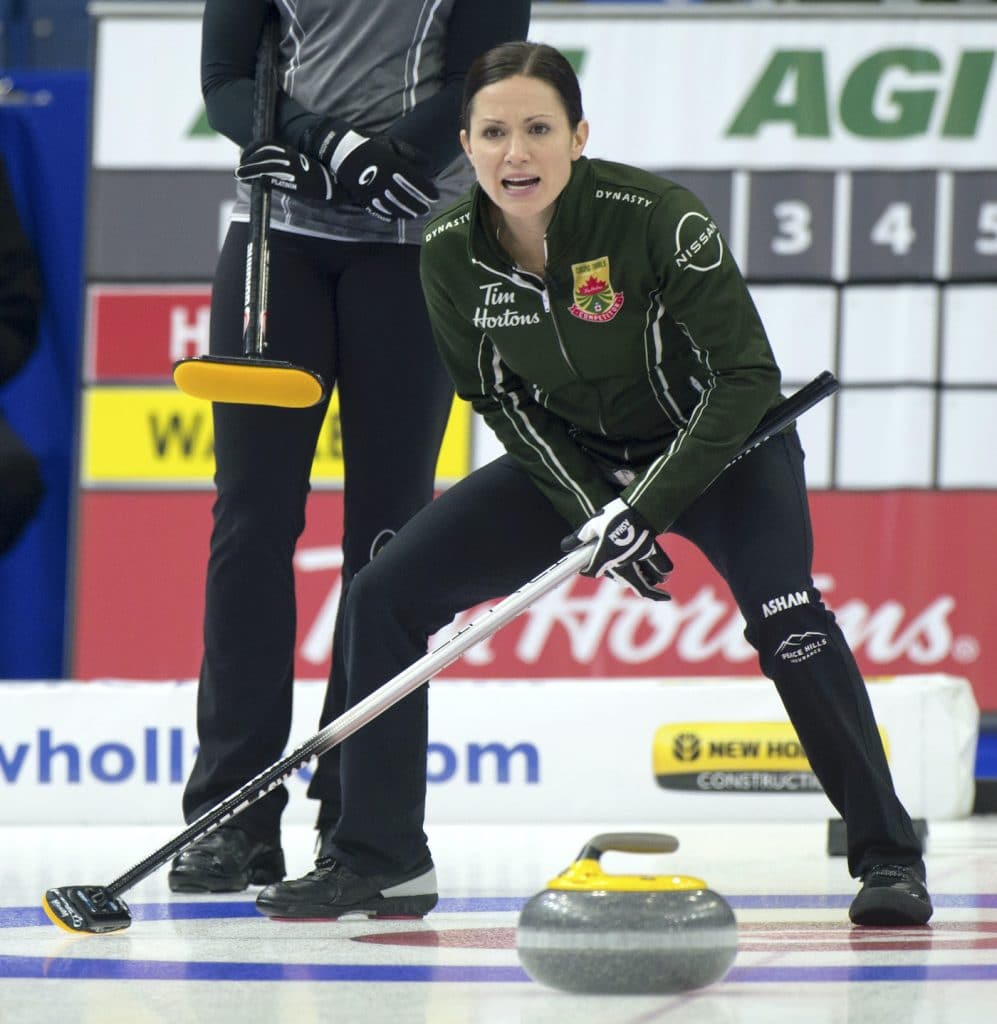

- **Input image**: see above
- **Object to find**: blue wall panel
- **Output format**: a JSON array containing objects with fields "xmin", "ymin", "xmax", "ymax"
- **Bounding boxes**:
[{"xmin": 0, "ymin": 70, "xmax": 88, "ymax": 677}]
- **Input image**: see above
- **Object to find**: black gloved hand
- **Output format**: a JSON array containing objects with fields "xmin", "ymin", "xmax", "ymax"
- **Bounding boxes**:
[
  {"xmin": 235, "ymin": 141, "xmax": 336, "ymax": 201},
  {"xmin": 561, "ymin": 497, "xmax": 673, "ymax": 602},
  {"xmin": 304, "ymin": 119, "xmax": 439, "ymax": 222}
]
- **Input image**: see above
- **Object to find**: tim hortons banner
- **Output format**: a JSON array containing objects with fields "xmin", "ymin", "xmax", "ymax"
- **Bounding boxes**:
[{"xmin": 70, "ymin": 489, "xmax": 997, "ymax": 711}]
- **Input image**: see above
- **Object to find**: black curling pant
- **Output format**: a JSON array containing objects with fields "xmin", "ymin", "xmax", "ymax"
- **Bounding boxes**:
[
  {"xmin": 326, "ymin": 431, "xmax": 923, "ymax": 880},
  {"xmin": 181, "ymin": 224, "xmax": 453, "ymax": 842}
]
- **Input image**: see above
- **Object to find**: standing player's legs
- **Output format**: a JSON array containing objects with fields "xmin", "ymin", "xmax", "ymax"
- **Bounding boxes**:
[
  {"xmin": 172, "ymin": 226, "xmax": 338, "ymax": 891},
  {"xmin": 258, "ymin": 456, "xmax": 568, "ymax": 917},
  {"xmin": 306, "ymin": 242, "xmax": 454, "ymax": 830},
  {"xmin": 671, "ymin": 429, "xmax": 930, "ymax": 923}
]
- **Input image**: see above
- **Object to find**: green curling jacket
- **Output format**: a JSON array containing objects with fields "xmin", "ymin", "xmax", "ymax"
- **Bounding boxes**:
[{"xmin": 419, "ymin": 156, "xmax": 783, "ymax": 532}]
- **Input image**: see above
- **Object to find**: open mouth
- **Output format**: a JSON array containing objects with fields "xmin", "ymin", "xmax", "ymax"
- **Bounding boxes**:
[{"xmin": 502, "ymin": 176, "xmax": 540, "ymax": 191}]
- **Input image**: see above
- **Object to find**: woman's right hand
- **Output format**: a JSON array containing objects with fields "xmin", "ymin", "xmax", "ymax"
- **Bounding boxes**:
[{"xmin": 235, "ymin": 141, "xmax": 337, "ymax": 201}]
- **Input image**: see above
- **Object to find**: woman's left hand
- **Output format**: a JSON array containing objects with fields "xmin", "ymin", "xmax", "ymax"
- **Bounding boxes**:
[{"xmin": 561, "ymin": 498, "xmax": 672, "ymax": 601}]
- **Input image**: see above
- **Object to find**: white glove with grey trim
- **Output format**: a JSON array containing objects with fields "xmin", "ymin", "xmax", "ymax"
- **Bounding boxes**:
[
  {"xmin": 303, "ymin": 118, "xmax": 438, "ymax": 222},
  {"xmin": 561, "ymin": 497, "xmax": 673, "ymax": 602}
]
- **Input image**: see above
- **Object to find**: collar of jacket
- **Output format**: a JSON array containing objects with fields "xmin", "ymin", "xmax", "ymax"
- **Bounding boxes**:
[{"xmin": 465, "ymin": 156, "xmax": 593, "ymax": 274}]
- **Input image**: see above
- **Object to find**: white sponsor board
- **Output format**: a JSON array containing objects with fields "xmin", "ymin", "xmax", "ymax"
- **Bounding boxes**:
[
  {"xmin": 92, "ymin": 18, "xmax": 239, "ymax": 168},
  {"xmin": 534, "ymin": 17, "xmax": 997, "ymax": 169},
  {"xmin": 0, "ymin": 675, "xmax": 977, "ymax": 825},
  {"xmin": 91, "ymin": 12, "xmax": 997, "ymax": 169}
]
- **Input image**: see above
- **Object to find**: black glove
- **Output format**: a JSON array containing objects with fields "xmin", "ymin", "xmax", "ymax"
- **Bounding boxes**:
[
  {"xmin": 303, "ymin": 118, "xmax": 438, "ymax": 222},
  {"xmin": 561, "ymin": 498, "xmax": 673, "ymax": 602},
  {"xmin": 235, "ymin": 141, "xmax": 336, "ymax": 201}
]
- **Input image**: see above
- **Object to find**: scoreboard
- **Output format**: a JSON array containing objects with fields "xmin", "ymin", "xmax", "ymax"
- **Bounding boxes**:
[
  {"xmin": 665, "ymin": 169, "xmax": 996, "ymax": 282},
  {"xmin": 85, "ymin": 167, "xmax": 997, "ymax": 284}
]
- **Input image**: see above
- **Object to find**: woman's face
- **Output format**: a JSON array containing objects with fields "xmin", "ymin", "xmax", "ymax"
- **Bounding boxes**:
[{"xmin": 461, "ymin": 74, "xmax": 588, "ymax": 230}]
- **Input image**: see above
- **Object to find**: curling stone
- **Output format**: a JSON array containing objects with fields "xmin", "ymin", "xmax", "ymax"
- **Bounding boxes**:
[{"xmin": 516, "ymin": 832, "xmax": 737, "ymax": 994}]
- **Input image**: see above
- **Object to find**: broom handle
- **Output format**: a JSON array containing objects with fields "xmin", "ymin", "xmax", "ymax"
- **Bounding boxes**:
[
  {"xmin": 244, "ymin": 4, "xmax": 278, "ymax": 358},
  {"xmin": 104, "ymin": 372, "xmax": 837, "ymax": 897}
]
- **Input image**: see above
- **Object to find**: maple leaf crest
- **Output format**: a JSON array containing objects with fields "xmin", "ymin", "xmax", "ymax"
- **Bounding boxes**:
[{"xmin": 577, "ymin": 275, "xmax": 607, "ymax": 296}]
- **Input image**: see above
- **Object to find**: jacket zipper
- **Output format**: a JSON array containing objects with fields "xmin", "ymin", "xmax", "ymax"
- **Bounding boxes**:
[{"xmin": 471, "ymin": 253, "xmax": 609, "ymax": 435}]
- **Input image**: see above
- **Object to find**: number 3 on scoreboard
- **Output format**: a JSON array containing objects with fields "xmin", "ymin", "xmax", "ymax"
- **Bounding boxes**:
[{"xmin": 771, "ymin": 199, "xmax": 813, "ymax": 255}]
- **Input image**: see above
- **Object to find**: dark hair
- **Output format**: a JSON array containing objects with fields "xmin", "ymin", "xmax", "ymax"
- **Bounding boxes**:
[{"xmin": 461, "ymin": 42, "xmax": 584, "ymax": 130}]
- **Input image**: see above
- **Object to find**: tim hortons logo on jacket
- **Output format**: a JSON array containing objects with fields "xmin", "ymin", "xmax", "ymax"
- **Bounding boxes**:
[
  {"xmin": 472, "ymin": 281, "xmax": 541, "ymax": 329},
  {"xmin": 568, "ymin": 257, "xmax": 625, "ymax": 323}
]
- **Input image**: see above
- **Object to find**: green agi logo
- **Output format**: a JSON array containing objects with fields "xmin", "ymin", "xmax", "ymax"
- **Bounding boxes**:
[{"xmin": 728, "ymin": 47, "xmax": 994, "ymax": 139}]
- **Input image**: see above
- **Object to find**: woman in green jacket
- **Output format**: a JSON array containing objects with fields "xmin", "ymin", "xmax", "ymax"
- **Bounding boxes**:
[{"xmin": 257, "ymin": 42, "xmax": 931, "ymax": 927}]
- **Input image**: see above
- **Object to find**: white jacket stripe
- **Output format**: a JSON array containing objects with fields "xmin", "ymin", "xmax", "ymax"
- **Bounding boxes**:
[{"xmin": 479, "ymin": 337, "xmax": 597, "ymax": 518}]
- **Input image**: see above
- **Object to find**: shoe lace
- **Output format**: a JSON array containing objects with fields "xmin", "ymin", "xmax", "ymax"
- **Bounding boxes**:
[
  {"xmin": 308, "ymin": 856, "xmax": 343, "ymax": 879},
  {"xmin": 865, "ymin": 864, "xmax": 922, "ymax": 885}
]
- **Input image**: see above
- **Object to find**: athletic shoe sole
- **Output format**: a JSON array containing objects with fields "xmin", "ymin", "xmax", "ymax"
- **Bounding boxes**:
[
  {"xmin": 849, "ymin": 888, "xmax": 933, "ymax": 926},
  {"xmin": 256, "ymin": 865, "xmax": 439, "ymax": 920},
  {"xmin": 256, "ymin": 891, "xmax": 439, "ymax": 920}
]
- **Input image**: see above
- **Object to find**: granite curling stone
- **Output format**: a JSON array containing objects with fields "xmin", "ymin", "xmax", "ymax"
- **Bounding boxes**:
[{"xmin": 516, "ymin": 832, "xmax": 737, "ymax": 994}]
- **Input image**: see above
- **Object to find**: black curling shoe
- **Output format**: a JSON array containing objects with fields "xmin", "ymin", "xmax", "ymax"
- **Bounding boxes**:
[
  {"xmin": 256, "ymin": 855, "xmax": 438, "ymax": 920},
  {"xmin": 168, "ymin": 826, "xmax": 285, "ymax": 893},
  {"xmin": 849, "ymin": 864, "xmax": 933, "ymax": 926}
]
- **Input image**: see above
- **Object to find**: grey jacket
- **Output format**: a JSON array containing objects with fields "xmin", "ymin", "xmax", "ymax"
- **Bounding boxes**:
[{"xmin": 201, "ymin": 0, "xmax": 530, "ymax": 244}]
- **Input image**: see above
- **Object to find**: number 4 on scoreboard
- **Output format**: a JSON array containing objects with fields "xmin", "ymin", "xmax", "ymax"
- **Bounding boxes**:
[{"xmin": 871, "ymin": 202, "xmax": 916, "ymax": 256}]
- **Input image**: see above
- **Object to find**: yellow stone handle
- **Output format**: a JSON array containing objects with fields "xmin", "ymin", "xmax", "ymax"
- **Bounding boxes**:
[{"xmin": 546, "ymin": 832, "xmax": 707, "ymax": 892}]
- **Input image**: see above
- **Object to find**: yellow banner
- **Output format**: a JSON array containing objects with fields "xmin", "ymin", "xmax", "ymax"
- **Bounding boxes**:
[
  {"xmin": 653, "ymin": 721, "xmax": 890, "ymax": 775},
  {"xmin": 81, "ymin": 387, "xmax": 472, "ymax": 487}
]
